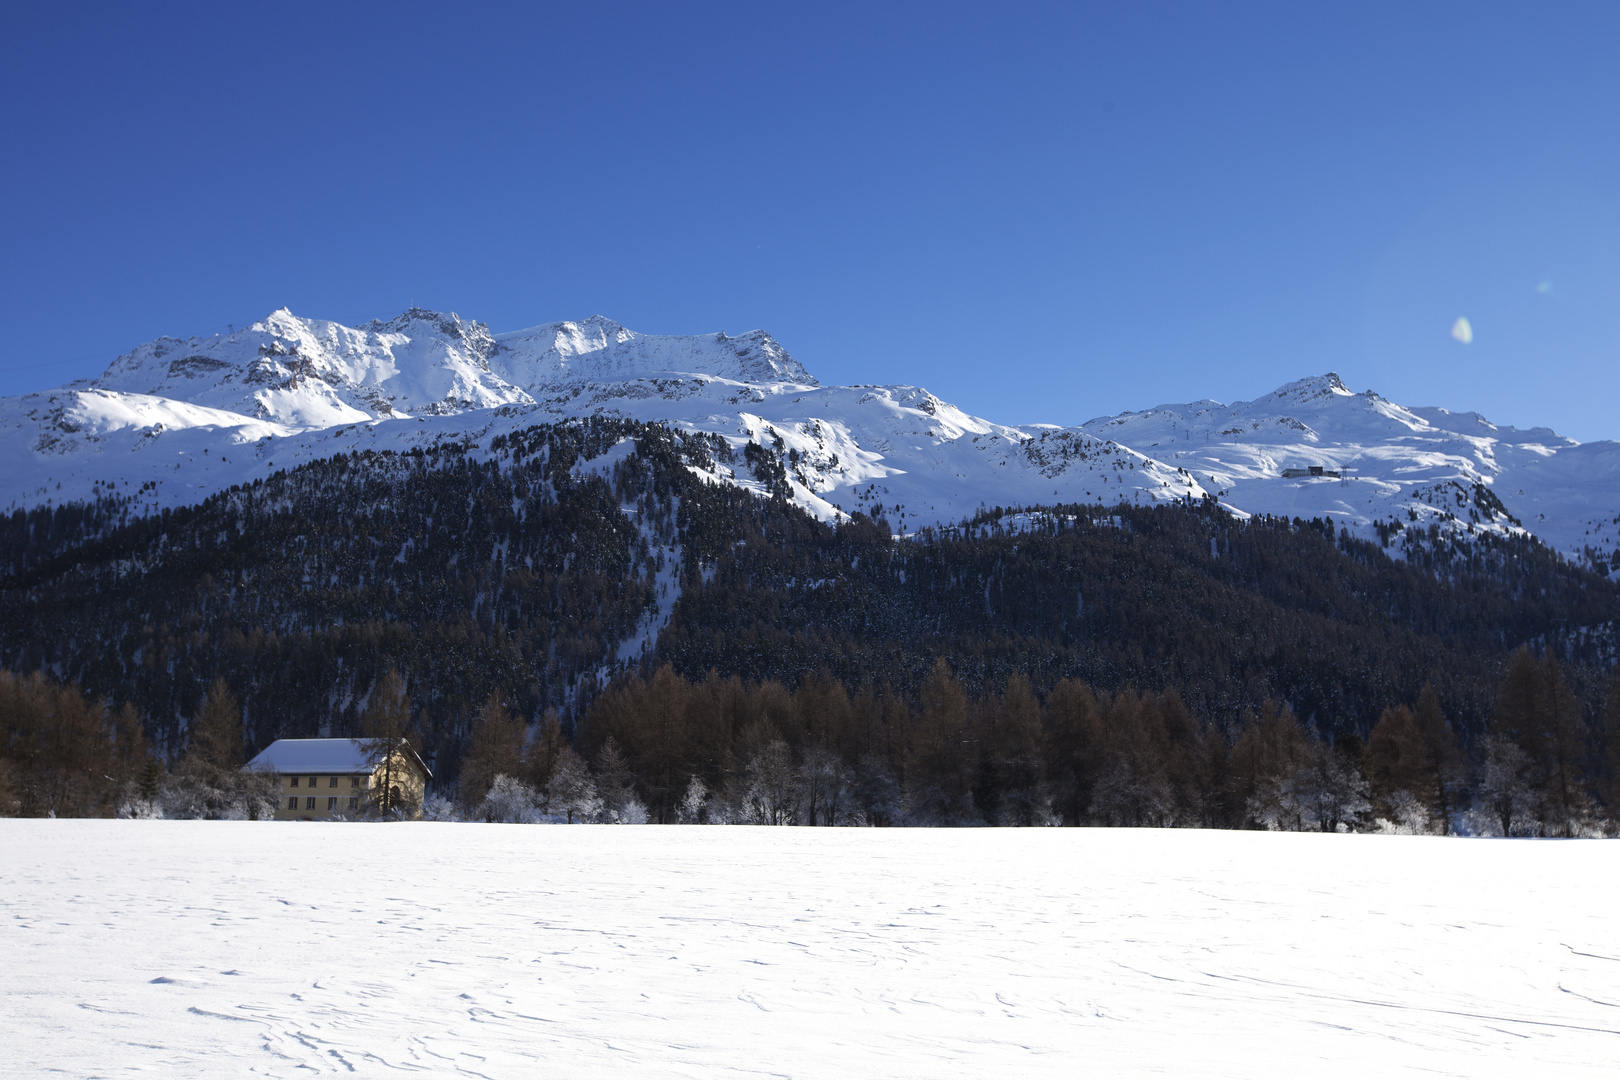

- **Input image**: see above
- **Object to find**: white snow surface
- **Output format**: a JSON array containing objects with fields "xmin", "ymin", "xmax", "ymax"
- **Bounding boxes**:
[
  {"xmin": 4, "ymin": 820, "xmax": 1618, "ymax": 1078},
  {"xmin": 242, "ymin": 738, "xmax": 374, "ymax": 774},
  {"xmin": 4, "ymin": 309, "xmax": 1618, "ymax": 572}
]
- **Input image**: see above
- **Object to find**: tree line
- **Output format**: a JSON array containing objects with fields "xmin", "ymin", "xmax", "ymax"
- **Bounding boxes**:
[
  {"xmin": 1, "ymin": 666, "xmax": 428, "ymax": 821},
  {"xmin": 4, "ymin": 649, "xmax": 1617, "ymax": 833},
  {"xmin": 446, "ymin": 649, "xmax": 1619, "ymax": 834},
  {"xmin": 3, "ymin": 417, "xmax": 1618, "ymax": 825}
]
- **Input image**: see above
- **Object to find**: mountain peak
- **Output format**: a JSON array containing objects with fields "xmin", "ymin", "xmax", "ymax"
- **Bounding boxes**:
[
  {"xmin": 365, "ymin": 308, "xmax": 493, "ymax": 351},
  {"xmin": 12, "ymin": 308, "xmax": 1614, "ymax": 579},
  {"xmin": 490, "ymin": 319, "xmax": 817, "ymax": 390},
  {"xmin": 1264, "ymin": 372, "xmax": 1353, "ymax": 402}
]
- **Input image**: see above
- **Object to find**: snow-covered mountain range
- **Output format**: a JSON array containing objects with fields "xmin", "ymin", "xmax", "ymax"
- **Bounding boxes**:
[{"xmin": 4, "ymin": 307, "xmax": 1617, "ymax": 575}]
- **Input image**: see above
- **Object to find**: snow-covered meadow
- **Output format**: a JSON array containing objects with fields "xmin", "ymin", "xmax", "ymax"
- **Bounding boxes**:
[{"xmin": 4, "ymin": 822, "xmax": 1617, "ymax": 1078}]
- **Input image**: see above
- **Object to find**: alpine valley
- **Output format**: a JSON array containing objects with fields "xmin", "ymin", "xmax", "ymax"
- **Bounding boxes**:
[{"xmin": 2, "ymin": 308, "xmax": 1618, "ymax": 828}]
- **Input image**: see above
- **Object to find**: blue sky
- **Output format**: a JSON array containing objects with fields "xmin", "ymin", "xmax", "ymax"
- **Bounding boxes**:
[{"xmin": 3, "ymin": 2, "xmax": 1617, "ymax": 439}]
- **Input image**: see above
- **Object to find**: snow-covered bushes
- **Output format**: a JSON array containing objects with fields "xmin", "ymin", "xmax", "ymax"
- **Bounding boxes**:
[
  {"xmin": 1372, "ymin": 790, "xmax": 1434, "ymax": 835},
  {"xmin": 159, "ymin": 768, "xmax": 282, "ymax": 821},
  {"xmin": 740, "ymin": 740, "xmax": 799, "ymax": 825},
  {"xmin": 479, "ymin": 775, "xmax": 543, "ymax": 823},
  {"xmin": 676, "ymin": 776, "xmax": 711, "ymax": 824},
  {"xmin": 421, "ymin": 793, "xmax": 459, "ymax": 821},
  {"xmin": 116, "ymin": 795, "xmax": 165, "ymax": 819},
  {"xmin": 850, "ymin": 753, "xmax": 904, "ymax": 827},
  {"xmin": 159, "ymin": 769, "xmax": 281, "ymax": 820},
  {"xmin": 546, "ymin": 748, "xmax": 603, "ymax": 824}
]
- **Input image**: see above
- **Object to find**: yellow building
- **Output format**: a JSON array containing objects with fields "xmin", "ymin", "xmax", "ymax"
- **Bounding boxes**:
[{"xmin": 243, "ymin": 738, "xmax": 431, "ymax": 821}]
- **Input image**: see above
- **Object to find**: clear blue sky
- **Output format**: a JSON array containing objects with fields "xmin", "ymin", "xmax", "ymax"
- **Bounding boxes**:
[{"xmin": 3, "ymin": 2, "xmax": 1617, "ymax": 439}]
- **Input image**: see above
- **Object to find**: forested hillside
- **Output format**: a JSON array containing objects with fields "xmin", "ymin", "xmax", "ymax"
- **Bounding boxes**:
[{"xmin": 3, "ymin": 418, "xmax": 1617, "ymax": 831}]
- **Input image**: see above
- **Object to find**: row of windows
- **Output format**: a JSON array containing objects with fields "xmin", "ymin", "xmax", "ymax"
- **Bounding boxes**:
[
  {"xmin": 288, "ymin": 776, "xmax": 362, "ymax": 788},
  {"xmin": 288, "ymin": 796, "xmax": 361, "ymax": 812}
]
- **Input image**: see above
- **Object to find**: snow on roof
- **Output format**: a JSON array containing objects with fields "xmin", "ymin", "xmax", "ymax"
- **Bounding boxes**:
[
  {"xmin": 243, "ymin": 738, "xmax": 432, "ymax": 778},
  {"xmin": 243, "ymin": 738, "xmax": 433, "ymax": 778},
  {"xmin": 243, "ymin": 738, "xmax": 375, "ymax": 774}
]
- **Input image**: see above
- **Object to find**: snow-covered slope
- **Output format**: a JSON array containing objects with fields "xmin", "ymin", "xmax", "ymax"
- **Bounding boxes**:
[
  {"xmin": 3, "ymin": 308, "xmax": 1616, "ymax": 575},
  {"xmin": 89, "ymin": 308, "xmax": 522, "ymax": 425},
  {"xmin": 492, "ymin": 314, "xmax": 816, "ymax": 394},
  {"xmin": 1074, "ymin": 374, "xmax": 1620, "ymax": 571},
  {"xmin": 8, "ymin": 821, "xmax": 1619, "ymax": 1079}
]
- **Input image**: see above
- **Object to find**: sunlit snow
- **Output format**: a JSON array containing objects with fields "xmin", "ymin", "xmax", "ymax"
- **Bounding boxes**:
[
  {"xmin": 4, "ymin": 821, "xmax": 1618, "ymax": 1078},
  {"xmin": 3, "ymin": 309, "xmax": 1617, "ymax": 574}
]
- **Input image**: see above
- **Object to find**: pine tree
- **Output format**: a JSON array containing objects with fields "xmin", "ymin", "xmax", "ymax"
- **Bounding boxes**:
[
  {"xmin": 1597, "ymin": 667, "xmax": 1620, "ymax": 825},
  {"xmin": 459, "ymin": 693, "xmax": 525, "ymax": 814},
  {"xmin": 1411, "ymin": 685, "xmax": 1463, "ymax": 833},
  {"xmin": 137, "ymin": 756, "xmax": 162, "ymax": 813},
  {"xmin": 112, "ymin": 702, "xmax": 148, "ymax": 795},
  {"xmin": 0, "ymin": 670, "xmax": 154, "ymax": 817},
  {"xmin": 0, "ymin": 756, "xmax": 17, "ymax": 816},
  {"xmin": 525, "ymin": 708, "xmax": 565, "ymax": 797},
  {"xmin": 361, "ymin": 668, "xmax": 417, "ymax": 818},
  {"xmin": 1159, "ymin": 691, "xmax": 1217, "ymax": 827},
  {"xmin": 1089, "ymin": 692, "xmax": 1175, "ymax": 828},
  {"xmin": 1230, "ymin": 700, "xmax": 1310, "ymax": 830},
  {"xmin": 1491, "ymin": 649, "xmax": 1587, "ymax": 835},
  {"xmin": 984, "ymin": 674, "xmax": 1047, "ymax": 826},
  {"xmin": 640, "ymin": 664, "xmax": 693, "ymax": 823},
  {"xmin": 1369, "ymin": 705, "xmax": 1424, "ymax": 818},
  {"xmin": 1044, "ymin": 677, "xmax": 1103, "ymax": 825},
  {"xmin": 168, "ymin": 677, "xmax": 249, "ymax": 819},
  {"xmin": 908, "ymin": 658, "xmax": 974, "ymax": 824},
  {"xmin": 186, "ymin": 678, "xmax": 242, "ymax": 776}
]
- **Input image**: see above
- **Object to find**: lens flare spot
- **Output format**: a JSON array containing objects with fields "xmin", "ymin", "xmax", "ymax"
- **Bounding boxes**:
[
  {"xmin": 1535, "ymin": 280, "xmax": 1553, "ymax": 294},
  {"xmin": 1450, "ymin": 317, "xmax": 1473, "ymax": 344}
]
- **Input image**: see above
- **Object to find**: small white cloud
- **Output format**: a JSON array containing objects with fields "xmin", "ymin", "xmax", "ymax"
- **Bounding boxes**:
[{"xmin": 1450, "ymin": 317, "xmax": 1473, "ymax": 344}]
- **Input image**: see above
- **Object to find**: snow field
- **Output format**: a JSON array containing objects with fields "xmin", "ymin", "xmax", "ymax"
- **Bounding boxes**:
[{"xmin": 3, "ymin": 821, "xmax": 1618, "ymax": 1078}]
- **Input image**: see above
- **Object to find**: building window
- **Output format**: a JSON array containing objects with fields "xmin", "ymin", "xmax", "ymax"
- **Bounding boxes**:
[
  {"xmin": 329, "ymin": 777, "xmax": 338, "ymax": 788},
  {"xmin": 290, "ymin": 776, "xmax": 299, "ymax": 787},
  {"xmin": 328, "ymin": 797, "xmax": 338, "ymax": 811},
  {"xmin": 350, "ymin": 776, "xmax": 360, "ymax": 787},
  {"xmin": 307, "ymin": 777, "xmax": 317, "ymax": 788},
  {"xmin": 306, "ymin": 797, "xmax": 316, "ymax": 810},
  {"xmin": 348, "ymin": 796, "xmax": 358, "ymax": 809},
  {"xmin": 288, "ymin": 796, "xmax": 298, "ymax": 809}
]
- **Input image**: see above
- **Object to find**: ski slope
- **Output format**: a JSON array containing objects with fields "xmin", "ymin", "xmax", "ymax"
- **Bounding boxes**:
[
  {"xmin": 4, "ymin": 820, "xmax": 1617, "ymax": 1078},
  {"xmin": 2, "ymin": 308, "xmax": 1616, "ymax": 573}
]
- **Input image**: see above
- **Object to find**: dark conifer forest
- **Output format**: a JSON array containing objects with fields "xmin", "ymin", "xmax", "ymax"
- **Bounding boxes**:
[{"xmin": 3, "ymin": 419, "xmax": 1618, "ymax": 831}]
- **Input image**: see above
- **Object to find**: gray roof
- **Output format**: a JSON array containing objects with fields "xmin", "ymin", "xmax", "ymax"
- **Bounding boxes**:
[{"xmin": 243, "ymin": 738, "xmax": 431, "ymax": 779}]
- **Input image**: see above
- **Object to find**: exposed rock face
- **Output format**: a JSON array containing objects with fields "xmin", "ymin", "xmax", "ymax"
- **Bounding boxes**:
[{"xmin": 2, "ymin": 308, "xmax": 1616, "ymax": 576}]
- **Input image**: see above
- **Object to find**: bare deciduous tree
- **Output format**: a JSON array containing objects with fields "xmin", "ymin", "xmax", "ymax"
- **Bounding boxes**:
[{"xmin": 361, "ymin": 668, "xmax": 418, "ymax": 819}]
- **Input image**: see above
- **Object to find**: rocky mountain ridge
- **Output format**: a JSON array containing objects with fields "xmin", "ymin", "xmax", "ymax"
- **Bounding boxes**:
[{"xmin": 3, "ymin": 307, "xmax": 1616, "ymax": 576}]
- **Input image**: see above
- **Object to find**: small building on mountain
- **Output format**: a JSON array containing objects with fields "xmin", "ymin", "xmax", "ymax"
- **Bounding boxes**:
[
  {"xmin": 243, "ymin": 738, "xmax": 431, "ymax": 821},
  {"xmin": 1281, "ymin": 465, "xmax": 1341, "ymax": 479}
]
